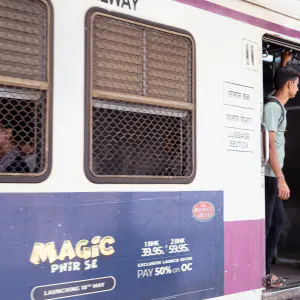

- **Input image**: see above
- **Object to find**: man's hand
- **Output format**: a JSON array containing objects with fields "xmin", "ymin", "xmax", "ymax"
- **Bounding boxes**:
[
  {"xmin": 281, "ymin": 50, "xmax": 292, "ymax": 67},
  {"xmin": 277, "ymin": 177, "xmax": 290, "ymax": 200}
]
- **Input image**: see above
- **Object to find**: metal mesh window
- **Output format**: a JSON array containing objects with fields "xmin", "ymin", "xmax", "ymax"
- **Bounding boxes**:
[
  {"xmin": 0, "ymin": 0, "xmax": 51, "ymax": 180},
  {"xmin": 86, "ymin": 12, "xmax": 195, "ymax": 183}
]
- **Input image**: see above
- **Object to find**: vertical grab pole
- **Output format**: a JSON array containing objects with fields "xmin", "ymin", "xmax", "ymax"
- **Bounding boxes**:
[{"xmin": 262, "ymin": 123, "xmax": 270, "ymax": 165}]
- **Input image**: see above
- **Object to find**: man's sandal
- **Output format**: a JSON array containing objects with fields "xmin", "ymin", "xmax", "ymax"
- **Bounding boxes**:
[{"xmin": 266, "ymin": 273, "xmax": 286, "ymax": 288}]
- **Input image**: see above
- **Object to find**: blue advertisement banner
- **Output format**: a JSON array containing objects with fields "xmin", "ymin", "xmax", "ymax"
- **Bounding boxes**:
[{"xmin": 0, "ymin": 191, "xmax": 224, "ymax": 300}]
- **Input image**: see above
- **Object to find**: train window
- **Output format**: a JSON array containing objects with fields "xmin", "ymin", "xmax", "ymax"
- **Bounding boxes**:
[
  {"xmin": 85, "ymin": 10, "xmax": 195, "ymax": 183},
  {"xmin": 0, "ymin": 0, "xmax": 52, "ymax": 182}
]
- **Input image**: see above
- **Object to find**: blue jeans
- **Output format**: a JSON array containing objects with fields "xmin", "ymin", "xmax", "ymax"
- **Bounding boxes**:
[{"xmin": 265, "ymin": 176, "xmax": 285, "ymax": 275}]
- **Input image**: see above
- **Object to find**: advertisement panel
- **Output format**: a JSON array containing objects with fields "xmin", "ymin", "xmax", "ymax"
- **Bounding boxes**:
[{"xmin": 0, "ymin": 191, "xmax": 224, "ymax": 300}]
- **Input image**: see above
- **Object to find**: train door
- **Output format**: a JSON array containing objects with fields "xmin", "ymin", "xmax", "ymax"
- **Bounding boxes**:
[{"xmin": 262, "ymin": 35, "xmax": 300, "ymax": 299}]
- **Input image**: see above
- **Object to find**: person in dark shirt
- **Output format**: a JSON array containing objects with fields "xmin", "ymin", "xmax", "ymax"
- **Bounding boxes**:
[{"xmin": 0, "ymin": 120, "xmax": 30, "ymax": 173}]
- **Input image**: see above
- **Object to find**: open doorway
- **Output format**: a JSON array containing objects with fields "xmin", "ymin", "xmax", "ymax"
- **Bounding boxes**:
[{"xmin": 262, "ymin": 34, "xmax": 300, "ymax": 291}]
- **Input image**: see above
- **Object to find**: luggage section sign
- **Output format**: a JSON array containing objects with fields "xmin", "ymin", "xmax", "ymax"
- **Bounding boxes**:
[
  {"xmin": 0, "ymin": 191, "xmax": 224, "ymax": 300},
  {"xmin": 223, "ymin": 82, "xmax": 255, "ymax": 153}
]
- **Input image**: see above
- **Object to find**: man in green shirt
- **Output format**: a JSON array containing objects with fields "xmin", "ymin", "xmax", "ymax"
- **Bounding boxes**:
[{"xmin": 264, "ymin": 61, "xmax": 300, "ymax": 287}]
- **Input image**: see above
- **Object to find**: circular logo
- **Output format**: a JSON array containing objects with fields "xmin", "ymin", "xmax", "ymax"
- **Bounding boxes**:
[{"xmin": 192, "ymin": 201, "xmax": 215, "ymax": 221}]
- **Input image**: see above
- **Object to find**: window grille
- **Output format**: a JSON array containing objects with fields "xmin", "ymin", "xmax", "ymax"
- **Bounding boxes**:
[
  {"xmin": 0, "ymin": 0, "xmax": 52, "ymax": 181},
  {"xmin": 86, "ymin": 12, "xmax": 195, "ymax": 183}
]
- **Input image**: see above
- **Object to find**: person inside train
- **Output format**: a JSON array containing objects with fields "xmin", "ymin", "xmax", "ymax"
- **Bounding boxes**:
[
  {"xmin": 269, "ymin": 50, "xmax": 294, "ymax": 94},
  {"xmin": 0, "ymin": 117, "xmax": 30, "ymax": 173},
  {"xmin": 20, "ymin": 142, "xmax": 38, "ymax": 173},
  {"xmin": 264, "ymin": 53, "xmax": 300, "ymax": 288}
]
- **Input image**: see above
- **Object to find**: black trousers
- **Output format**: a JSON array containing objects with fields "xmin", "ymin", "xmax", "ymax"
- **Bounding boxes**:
[{"xmin": 265, "ymin": 176, "xmax": 285, "ymax": 275}]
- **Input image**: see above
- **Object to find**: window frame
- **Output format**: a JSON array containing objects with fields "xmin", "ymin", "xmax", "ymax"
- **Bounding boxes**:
[
  {"xmin": 0, "ymin": 0, "xmax": 53, "ymax": 183},
  {"xmin": 84, "ymin": 8, "xmax": 196, "ymax": 184}
]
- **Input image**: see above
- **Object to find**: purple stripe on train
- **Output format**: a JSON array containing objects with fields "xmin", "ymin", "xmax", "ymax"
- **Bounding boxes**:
[
  {"xmin": 224, "ymin": 219, "xmax": 265, "ymax": 294},
  {"xmin": 176, "ymin": 0, "xmax": 300, "ymax": 38}
]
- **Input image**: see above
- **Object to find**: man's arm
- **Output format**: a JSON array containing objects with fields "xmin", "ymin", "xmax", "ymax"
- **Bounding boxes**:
[
  {"xmin": 280, "ymin": 50, "xmax": 292, "ymax": 67},
  {"xmin": 269, "ymin": 132, "xmax": 284, "ymax": 178},
  {"xmin": 269, "ymin": 131, "xmax": 290, "ymax": 200}
]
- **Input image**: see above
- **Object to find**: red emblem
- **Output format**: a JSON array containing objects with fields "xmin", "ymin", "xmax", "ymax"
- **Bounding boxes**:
[{"xmin": 192, "ymin": 201, "xmax": 215, "ymax": 221}]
